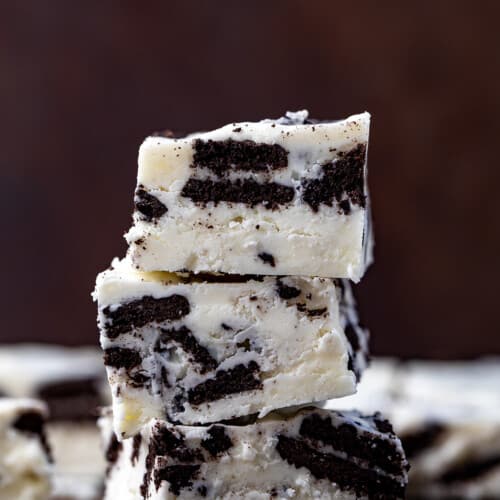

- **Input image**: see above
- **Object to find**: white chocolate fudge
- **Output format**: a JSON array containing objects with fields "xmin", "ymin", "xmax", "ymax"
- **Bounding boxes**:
[
  {"xmin": 94, "ymin": 258, "xmax": 368, "ymax": 437},
  {"xmin": 99, "ymin": 407, "xmax": 408, "ymax": 499},
  {"xmin": 394, "ymin": 360, "xmax": 500, "ymax": 499},
  {"xmin": 125, "ymin": 110, "xmax": 372, "ymax": 281},
  {"xmin": 0, "ymin": 344, "xmax": 109, "ymax": 421},
  {"xmin": 0, "ymin": 345, "xmax": 109, "ymax": 498},
  {"xmin": 0, "ymin": 399, "xmax": 52, "ymax": 500},
  {"xmin": 326, "ymin": 359, "xmax": 500, "ymax": 499}
]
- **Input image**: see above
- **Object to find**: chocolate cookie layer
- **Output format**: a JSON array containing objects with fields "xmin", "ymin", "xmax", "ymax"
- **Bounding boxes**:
[
  {"xmin": 181, "ymin": 178, "xmax": 295, "ymax": 209},
  {"xmin": 193, "ymin": 138, "xmax": 288, "ymax": 175},
  {"xmin": 103, "ymin": 294, "xmax": 190, "ymax": 339}
]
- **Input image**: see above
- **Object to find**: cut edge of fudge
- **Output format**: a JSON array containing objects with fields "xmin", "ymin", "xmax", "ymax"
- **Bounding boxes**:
[
  {"xmin": 94, "ymin": 261, "xmax": 370, "ymax": 433},
  {"xmin": 125, "ymin": 110, "xmax": 371, "ymax": 280}
]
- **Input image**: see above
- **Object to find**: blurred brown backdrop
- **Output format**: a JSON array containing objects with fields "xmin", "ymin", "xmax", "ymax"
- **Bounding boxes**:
[{"xmin": 1, "ymin": 1, "xmax": 499, "ymax": 358}]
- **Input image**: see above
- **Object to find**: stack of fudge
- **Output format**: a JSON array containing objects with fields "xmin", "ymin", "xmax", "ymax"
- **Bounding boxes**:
[{"xmin": 93, "ymin": 111, "xmax": 410, "ymax": 499}]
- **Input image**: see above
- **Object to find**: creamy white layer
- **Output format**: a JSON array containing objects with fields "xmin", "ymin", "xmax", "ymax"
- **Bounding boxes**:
[
  {"xmin": 125, "ymin": 110, "xmax": 372, "ymax": 280},
  {"xmin": 94, "ymin": 258, "xmax": 368, "ymax": 438},
  {"xmin": 0, "ymin": 399, "xmax": 52, "ymax": 500},
  {"xmin": 99, "ymin": 407, "xmax": 407, "ymax": 500}
]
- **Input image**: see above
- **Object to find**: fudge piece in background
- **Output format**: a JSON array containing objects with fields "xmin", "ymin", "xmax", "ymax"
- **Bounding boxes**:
[
  {"xmin": 0, "ymin": 398, "xmax": 52, "ymax": 500},
  {"xmin": 326, "ymin": 358, "xmax": 500, "ymax": 499},
  {"xmin": 0, "ymin": 344, "xmax": 110, "ymax": 500}
]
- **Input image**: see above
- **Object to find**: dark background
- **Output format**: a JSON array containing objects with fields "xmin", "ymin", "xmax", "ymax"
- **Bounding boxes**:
[{"xmin": 1, "ymin": 1, "xmax": 499, "ymax": 358}]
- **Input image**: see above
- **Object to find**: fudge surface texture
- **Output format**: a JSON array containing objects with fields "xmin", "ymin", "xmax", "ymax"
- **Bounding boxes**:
[{"xmin": 126, "ymin": 110, "xmax": 372, "ymax": 281}]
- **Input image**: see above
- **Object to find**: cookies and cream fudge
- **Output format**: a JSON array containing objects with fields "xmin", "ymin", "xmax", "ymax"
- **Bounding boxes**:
[
  {"xmin": 0, "ymin": 399, "xmax": 52, "ymax": 500},
  {"xmin": 99, "ymin": 407, "xmax": 408, "ymax": 499},
  {"xmin": 326, "ymin": 358, "xmax": 500, "ymax": 498},
  {"xmin": 0, "ymin": 344, "xmax": 109, "ymax": 420},
  {"xmin": 125, "ymin": 110, "xmax": 372, "ymax": 281},
  {"xmin": 94, "ymin": 258, "xmax": 368, "ymax": 437},
  {"xmin": 0, "ymin": 345, "xmax": 109, "ymax": 499},
  {"xmin": 394, "ymin": 360, "xmax": 500, "ymax": 499}
]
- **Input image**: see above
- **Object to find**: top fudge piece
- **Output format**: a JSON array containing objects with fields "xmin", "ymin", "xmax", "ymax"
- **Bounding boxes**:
[{"xmin": 126, "ymin": 110, "xmax": 372, "ymax": 281}]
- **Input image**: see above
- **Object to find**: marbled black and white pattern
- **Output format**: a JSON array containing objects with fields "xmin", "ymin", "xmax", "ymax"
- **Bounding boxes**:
[
  {"xmin": 99, "ymin": 406, "xmax": 408, "ymax": 500},
  {"xmin": 94, "ymin": 258, "xmax": 369, "ymax": 438}
]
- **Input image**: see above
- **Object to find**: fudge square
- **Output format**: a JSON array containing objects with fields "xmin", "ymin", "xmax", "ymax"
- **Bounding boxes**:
[
  {"xmin": 0, "ymin": 398, "xmax": 53, "ymax": 500},
  {"xmin": 94, "ymin": 258, "xmax": 368, "ymax": 438},
  {"xmin": 99, "ymin": 407, "xmax": 408, "ymax": 500},
  {"xmin": 126, "ymin": 110, "xmax": 372, "ymax": 281}
]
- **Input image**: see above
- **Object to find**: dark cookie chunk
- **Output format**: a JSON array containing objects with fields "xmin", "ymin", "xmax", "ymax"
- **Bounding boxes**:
[
  {"xmin": 160, "ymin": 326, "xmax": 217, "ymax": 374},
  {"xmin": 439, "ymin": 454, "xmax": 500, "ymax": 484},
  {"xmin": 131, "ymin": 434, "xmax": 142, "ymax": 465},
  {"xmin": 373, "ymin": 414, "xmax": 395, "ymax": 435},
  {"xmin": 104, "ymin": 347, "xmax": 142, "ymax": 370},
  {"xmin": 154, "ymin": 464, "xmax": 201, "ymax": 495},
  {"xmin": 36, "ymin": 377, "xmax": 102, "ymax": 421},
  {"xmin": 13, "ymin": 411, "xmax": 52, "ymax": 461},
  {"xmin": 198, "ymin": 485, "xmax": 208, "ymax": 496},
  {"xmin": 400, "ymin": 422, "xmax": 445, "ymax": 459},
  {"xmin": 105, "ymin": 433, "xmax": 123, "ymax": 475},
  {"xmin": 277, "ymin": 435, "xmax": 405, "ymax": 500},
  {"xmin": 141, "ymin": 423, "xmax": 202, "ymax": 496},
  {"xmin": 135, "ymin": 186, "xmax": 168, "ymax": 221},
  {"xmin": 300, "ymin": 414, "xmax": 405, "ymax": 475},
  {"xmin": 344, "ymin": 323, "xmax": 360, "ymax": 352},
  {"xmin": 103, "ymin": 294, "xmax": 190, "ymax": 339},
  {"xmin": 305, "ymin": 307, "xmax": 327, "ymax": 317},
  {"xmin": 302, "ymin": 143, "xmax": 366, "ymax": 213},
  {"xmin": 129, "ymin": 371, "xmax": 150, "ymax": 387},
  {"xmin": 150, "ymin": 424, "xmax": 202, "ymax": 463},
  {"xmin": 296, "ymin": 304, "xmax": 327, "ymax": 317},
  {"xmin": 188, "ymin": 361, "xmax": 262, "ymax": 406},
  {"xmin": 276, "ymin": 279, "xmax": 301, "ymax": 300},
  {"xmin": 192, "ymin": 139, "xmax": 288, "ymax": 175},
  {"xmin": 258, "ymin": 252, "xmax": 275, "ymax": 267},
  {"xmin": 181, "ymin": 178, "xmax": 294, "ymax": 209},
  {"xmin": 201, "ymin": 425, "xmax": 233, "ymax": 457}
]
